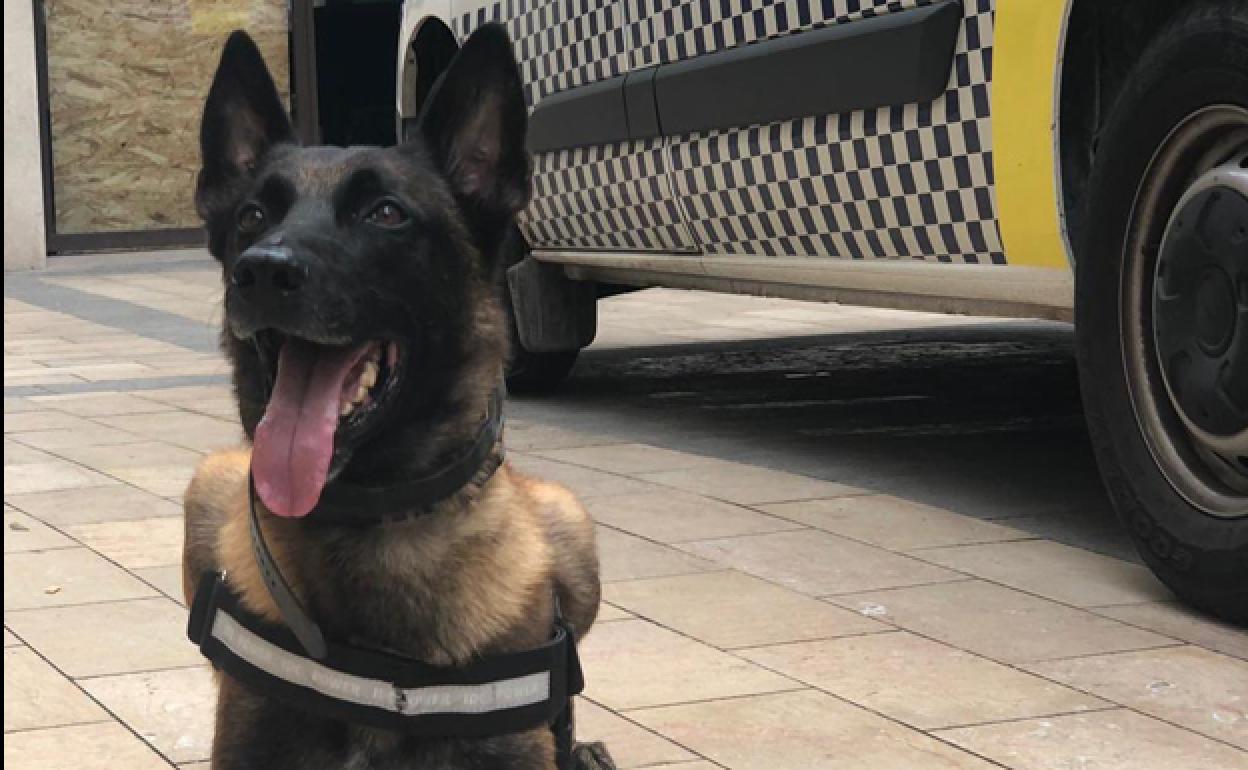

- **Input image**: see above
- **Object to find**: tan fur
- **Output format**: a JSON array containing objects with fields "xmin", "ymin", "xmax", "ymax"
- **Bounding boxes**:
[{"xmin": 183, "ymin": 452, "xmax": 600, "ymax": 665}]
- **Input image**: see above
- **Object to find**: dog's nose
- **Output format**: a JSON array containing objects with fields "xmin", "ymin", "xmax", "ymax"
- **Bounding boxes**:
[{"xmin": 231, "ymin": 245, "xmax": 307, "ymax": 297}]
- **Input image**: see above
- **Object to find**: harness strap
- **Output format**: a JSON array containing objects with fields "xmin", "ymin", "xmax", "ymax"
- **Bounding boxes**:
[
  {"xmin": 248, "ymin": 473, "xmax": 328, "ymax": 659},
  {"xmin": 188, "ymin": 572, "xmax": 584, "ymax": 738}
]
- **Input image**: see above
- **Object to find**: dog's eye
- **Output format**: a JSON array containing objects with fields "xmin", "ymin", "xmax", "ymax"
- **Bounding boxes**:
[
  {"xmin": 363, "ymin": 200, "xmax": 409, "ymax": 228},
  {"xmin": 237, "ymin": 204, "xmax": 266, "ymax": 233}
]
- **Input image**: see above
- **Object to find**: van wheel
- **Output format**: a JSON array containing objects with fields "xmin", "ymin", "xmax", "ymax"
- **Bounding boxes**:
[{"xmin": 1076, "ymin": 2, "xmax": 1248, "ymax": 623}]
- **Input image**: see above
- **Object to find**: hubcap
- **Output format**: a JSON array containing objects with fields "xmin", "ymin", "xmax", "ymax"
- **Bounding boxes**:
[
  {"xmin": 1154, "ymin": 177, "xmax": 1248, "ymax": 444},
  {"xmin": 1121, "ymin": 106, "xmax": 1248, "ymax": 517}
]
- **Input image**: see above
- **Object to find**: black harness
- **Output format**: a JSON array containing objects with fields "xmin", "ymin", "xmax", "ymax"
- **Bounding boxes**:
[{"xmin": 188, "ymin": 389, "xmax": 584, "ymax": 764}]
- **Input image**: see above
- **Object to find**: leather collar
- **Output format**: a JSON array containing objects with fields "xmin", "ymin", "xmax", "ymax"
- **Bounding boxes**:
[{"xmin": 306, "ymin": 385, "xmax": 506, "ymax": 526}]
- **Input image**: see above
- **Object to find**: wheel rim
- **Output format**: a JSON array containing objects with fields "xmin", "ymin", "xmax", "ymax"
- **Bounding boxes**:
[{"xmin": 1121, "ymin": 105, "xmax": 1248, "ymax": 518}]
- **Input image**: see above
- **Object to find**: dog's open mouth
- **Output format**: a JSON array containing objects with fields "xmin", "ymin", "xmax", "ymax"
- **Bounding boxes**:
[{"xmin": 250, "ymin": 334, "xmax": 401, "ymax": 519}]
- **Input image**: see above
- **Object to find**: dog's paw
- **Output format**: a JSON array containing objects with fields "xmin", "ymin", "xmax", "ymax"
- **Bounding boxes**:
[{"xmin": 571, "ymin": 741, "xmax": 617, "ymax": 770}]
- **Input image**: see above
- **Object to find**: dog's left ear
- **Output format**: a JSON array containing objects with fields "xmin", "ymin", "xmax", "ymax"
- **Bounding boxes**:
[
  {"xmin": 197, "ymin": 30, "xmax": 294, "ymax": 219},
  {"xmin": 416, "ymin": 23, "xmax": 529, "ymax": 226}
]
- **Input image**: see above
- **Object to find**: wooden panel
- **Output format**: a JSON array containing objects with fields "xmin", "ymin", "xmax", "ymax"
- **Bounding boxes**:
[{"xmin": 44, "ymin": 0, "xmax": 290, "ymax": 235}]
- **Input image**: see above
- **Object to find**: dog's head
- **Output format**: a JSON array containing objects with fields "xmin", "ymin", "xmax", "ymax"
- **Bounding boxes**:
[{"xmin": 196, "ymin": 26, "xmax": 527, "ymax": 519}]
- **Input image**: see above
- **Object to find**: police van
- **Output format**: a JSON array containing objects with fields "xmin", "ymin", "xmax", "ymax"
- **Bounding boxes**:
[{"xmin": 394, "ymin": 1, "xmax": 1247, "ymax": 621}]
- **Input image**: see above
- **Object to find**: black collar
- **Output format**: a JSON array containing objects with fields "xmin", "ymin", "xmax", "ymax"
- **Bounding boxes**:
[{"xmin": 307, "ymin": 386, "xmax": 507, "ymax": 526}]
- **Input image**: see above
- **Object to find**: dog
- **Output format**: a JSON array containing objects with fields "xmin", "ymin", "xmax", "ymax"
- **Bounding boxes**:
[{"xmin": 182, "ymin": 25, "xmax": 614, "ymax": 770}]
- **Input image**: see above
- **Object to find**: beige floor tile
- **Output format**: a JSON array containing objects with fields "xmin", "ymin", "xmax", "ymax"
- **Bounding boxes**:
[
  {"xmin": 4, "ymin": 548, "xmax": 157, "ymax": 610},
  {"xmin": 1026, "ymin": 645, "xmax": 1248, "ymax": 749},
  {"xmin": 4, "ymin": 508, "xmax": 74, "ymax": 552},
  {"xmin": 3, "ymin": 411, "xmax": 96, "ymax": 433},
  {"xmin": 66, "ymin": 516, "xmax": 183, "ymax": 569},
  {"xmin": 28, "ymin": 391, "xmax": 174, "ymax": 417},
  {"xmin": 605, "ymin": 571, "xmax": 887, "ymax": 650},
  {"xmin": 509, "ymin": 454, "xmax": 659, "ymax": 498},
  {"xmin": 4, "ymin": 628, "xmax": 20, "ymax": 646},
  {"xmin": 65, "ymin": 363, "xmax": 163, "ymax": 382},
  {"xmin": 579, "ymin": 619, "xmax": 797, "ymax": 710},
  {"xmin": 3, "ymin": 460, "xmax": 118, "ymax": 495},
  {"xmin": 81, "ymin": 665, "xmax": 215, "ymax": 764},
  {"xmin": 4, "ymin": 439, "xmax": 55, "ymax": 465},
  {"xmin": 6, "ymin": 484, "xmax": 182, "ymax": 526},
  {"xmin": 4, "ymin": 396, "xmax": 40, "ymax": 413},
  {"xmin": 6, "ymin": 598, "xmax": 202, "ymax": 677},
  {"xmin": 135, "ymin": 565, "xmax": 188, "ymax": 605},
  {"xmin": 94, "ymin": 412, "xmax": 242, "ymax": 452},
  {"xmin": 743, "ymin": 631, "xmax": 1108, "ymax": 729},
  {"xmin": 638, "ymin": 462, "xmax": 863, "ymax": 505},
  {"xmin": 588, "ymin": 490, "xmax": 801, "ymax": 543},
  {"xmin": 597, "ymin": 527, "xmax": 720, "ymax": 583},
  {"xmin": 1094, "ymin": 601, "xmax": 1248, "ymax": 660},
  {"xmin": 3, "ymin": 722, "xmax": 173, "ymax": 770},
  {"xmin": 3, "ymin": 371, "xmax": 85, "ymax": 386},
  {"xmin": 682, "ymin": 530, "xmax": 963, "ymax": 596},
  {"xmin": 537, "ymin": 444, "xmax": 722, "ymax": 475},
  {"xmin": 136, "ymin": 385, "xmax": 235, "ymax": 408},
  {"xmin": 596, "ymin": 602, "xmax": 632, "ymax": 623},
  {"xmin": 4, "ymin": 647, "xmax": 107, "ymax": 731},
  {"xmin": 936, "ymin": 709, "xmax": 1248, "ymax": 770},
  {"xmin": 831, "ymin": 580, "xmax": 1176, "ymax": 664},
  {"xmin": 104, "ymin": 464, "xmax": 196, "ymax": 498},
  {"xmin": 500, "ymin": 422, "xmax": 619, "ymax": 451},
  {"xmin": 915, "ymin": 539, "xmax": 1171, "ymax": 607},
  {"xmin": 53, "ymin": 441, "xmax": 203, "ymax": 472},
  {"xmin": 631, "ymin": 689, "xmax": 999, "ymax": 770},
  {"xmin": 759, "ymin": 495, "xmax": 1029, "ymax": 551},
  {"xmin": 576, "ymin": 698, "xmax": 697, "ymax": 768},
  {"xmin": 10, "ymin": 425, "xmax": 148, "ymax": 450}
]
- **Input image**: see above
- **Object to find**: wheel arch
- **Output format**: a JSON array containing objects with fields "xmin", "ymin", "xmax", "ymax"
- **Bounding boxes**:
[
  {"xmin": 1057, "ymin": 0, "xmax": 1211, "ymax": 265},
  {"xmin": 395, "ymin": 2, "xmax": 460, "ymax": 141}
]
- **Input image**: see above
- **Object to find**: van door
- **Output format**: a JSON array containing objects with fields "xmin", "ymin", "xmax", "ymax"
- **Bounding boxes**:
[
  {"xmin": 629, "ymin": 0, "xmax": 1004, "ymax": 264},
  {"xmin": 451, "ymin": 0, "xmax": 698, "ymax": 254}
]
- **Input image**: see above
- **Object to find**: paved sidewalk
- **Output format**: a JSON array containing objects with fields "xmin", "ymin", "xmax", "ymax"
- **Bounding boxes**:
[{"xmin": 5, "ymin": 251, "xmax": 1247, "ymax": 770}]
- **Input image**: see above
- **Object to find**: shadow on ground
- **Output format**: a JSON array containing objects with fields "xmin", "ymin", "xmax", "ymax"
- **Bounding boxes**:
[{"xmin": 510, "ymin": 321, "xmax": 1137, "ymax": 562}]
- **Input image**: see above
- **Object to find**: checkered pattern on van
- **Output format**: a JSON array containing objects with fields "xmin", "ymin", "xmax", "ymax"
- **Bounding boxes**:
[
  {"xmin": 453, "ymin": 0, "xmax": 630, "ymax": 107},
  {"xmin": 665, "ymin": 0, "xmax": 1006, "ymax": 263},
  {"xmin": 626, "ymin": 0, "xmax": 932, "ymax": 69},
  {"xmin": 518, "ymin": 138, "xmax": 697, "ymax": 252},
  {"xmin": 455, "ymin": 0, "xmax": 696, "ymax": 253}
]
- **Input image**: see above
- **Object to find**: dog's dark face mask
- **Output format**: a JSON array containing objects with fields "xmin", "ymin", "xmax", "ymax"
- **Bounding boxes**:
[{"xmin": 195, "ymin": 26, "xmax": 528, "ymax": 519}]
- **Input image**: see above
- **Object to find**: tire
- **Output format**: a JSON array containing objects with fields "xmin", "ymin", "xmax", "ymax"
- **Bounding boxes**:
[
  {"xmin": 1075, "ymin": 2, "xmax": 1248, "ymax": 623},
  {"xmin": 505, "ymin": 338, "xmax": 579, "ymax": 394}
]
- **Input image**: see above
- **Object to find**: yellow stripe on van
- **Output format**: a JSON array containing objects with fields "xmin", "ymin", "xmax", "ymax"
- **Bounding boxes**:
[{"xmin": 993, "ymin": 0, "xmax": 1072, "ymax": 270}]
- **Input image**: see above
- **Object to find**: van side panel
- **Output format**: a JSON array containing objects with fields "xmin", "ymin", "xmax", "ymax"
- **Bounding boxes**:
[{"xmin": 993, "ymin": 0, "xmax": 1073, "ymax": 269}]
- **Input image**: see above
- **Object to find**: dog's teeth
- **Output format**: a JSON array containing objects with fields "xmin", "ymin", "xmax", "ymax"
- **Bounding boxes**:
[
  {"xmin": 360, "ymin": 361, "xmax": 378, "ymax": 389},
  {"xmin": 355, "ymin": 382, "xmax": 369, "ymax": 403},
  {"xmin": 340, "ymin": 400, "xmax": 354, "ymax": 417}
]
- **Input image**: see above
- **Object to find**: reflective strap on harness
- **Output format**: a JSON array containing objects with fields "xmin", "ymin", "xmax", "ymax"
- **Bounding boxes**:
[{"xmin": 188, "ymin": 572, "xmax": 584, "ymax": 738}]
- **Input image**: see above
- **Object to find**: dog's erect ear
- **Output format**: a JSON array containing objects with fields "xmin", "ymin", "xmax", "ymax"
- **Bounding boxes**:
[
  {"xmin": 196, "ymin": 30, "xmax": 294, "ymax": 218},
  {"xmin": 415, "ymin": 23, "xmax": 529, "ymax": 224}
]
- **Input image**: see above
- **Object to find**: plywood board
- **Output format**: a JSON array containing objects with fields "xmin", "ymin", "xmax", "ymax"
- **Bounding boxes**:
[{"xmin": 44, "ymin": 0, "xmax": 290, "ymax": 234}]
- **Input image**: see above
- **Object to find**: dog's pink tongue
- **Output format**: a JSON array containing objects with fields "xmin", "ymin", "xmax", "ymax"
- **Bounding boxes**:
[{"xmin": 252, "ymin": 339, "xmax": 370, "ymax": 518}]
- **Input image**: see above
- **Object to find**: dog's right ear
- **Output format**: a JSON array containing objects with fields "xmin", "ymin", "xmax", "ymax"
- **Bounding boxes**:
[{"xmin": 196, "ymin": 30, "xmax": 293, "ymax": 219}]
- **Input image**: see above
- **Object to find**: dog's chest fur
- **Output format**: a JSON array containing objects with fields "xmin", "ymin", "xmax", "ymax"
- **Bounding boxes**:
[{"xmin": 197, "ymin": 452, "xmax": 561, "ymax": 769}]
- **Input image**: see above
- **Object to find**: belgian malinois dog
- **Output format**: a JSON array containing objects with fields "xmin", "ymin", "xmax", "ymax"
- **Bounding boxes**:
[{"xmin": 182, "ymin": 25, "xmax": 613, "ymax": 770}]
